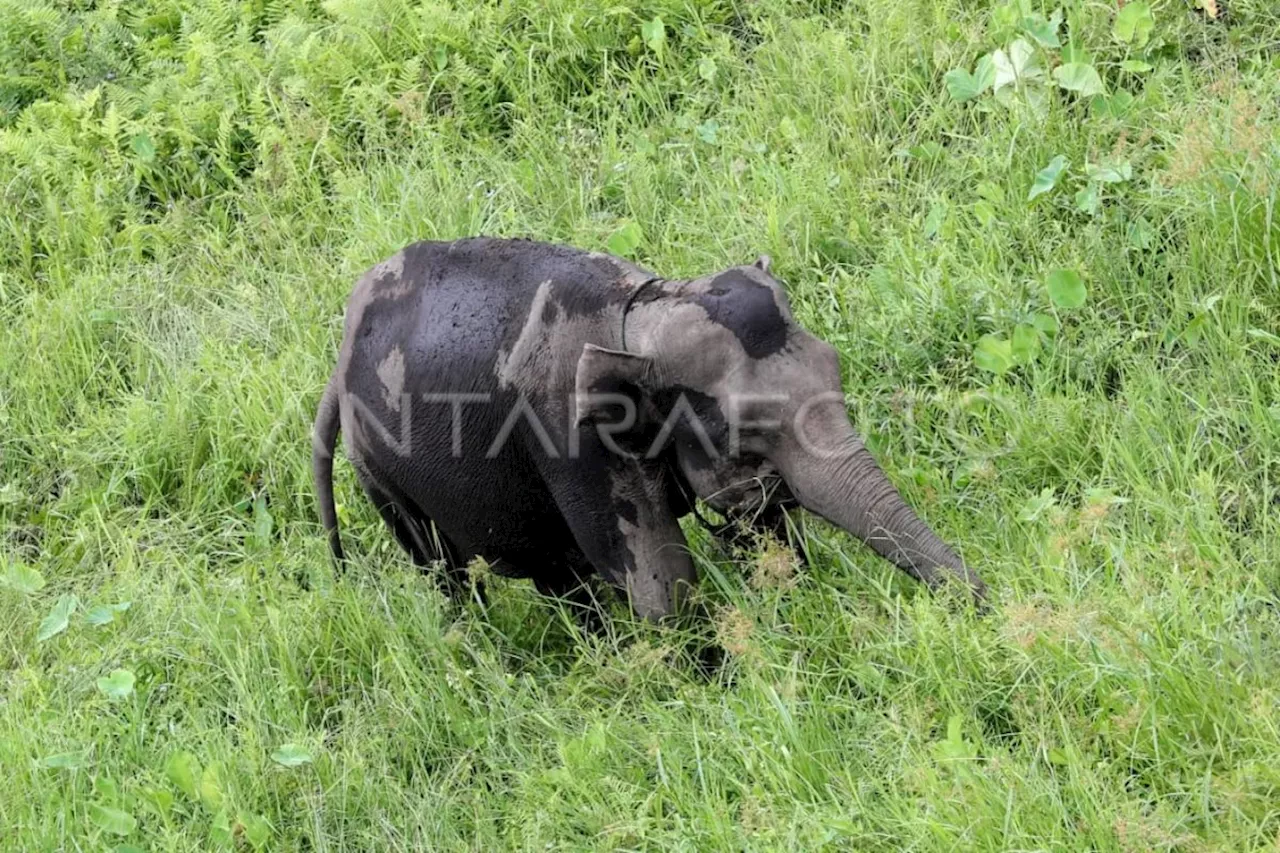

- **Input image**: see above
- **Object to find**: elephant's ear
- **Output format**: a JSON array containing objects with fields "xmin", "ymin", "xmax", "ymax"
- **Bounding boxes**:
[{"xmin": 574, "ymin": 344, "xmax": 651, "ymax": 428}]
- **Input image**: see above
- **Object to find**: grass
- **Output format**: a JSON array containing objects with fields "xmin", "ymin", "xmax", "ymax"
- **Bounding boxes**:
[{"xmin": 2, "ymin": 0, "xmax": 1279, "ymax": 848}]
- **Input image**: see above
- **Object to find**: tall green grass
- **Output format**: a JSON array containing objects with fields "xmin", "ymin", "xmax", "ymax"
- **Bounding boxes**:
[{"xmin": 2, "ymin": 0, "xmax": 1279, "ymax": 848}]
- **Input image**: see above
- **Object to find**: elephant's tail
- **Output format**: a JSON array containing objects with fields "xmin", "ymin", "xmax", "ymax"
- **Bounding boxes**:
[{"xmin": 312, "ymin": 375, "xmax": 345, "ymax": 564}]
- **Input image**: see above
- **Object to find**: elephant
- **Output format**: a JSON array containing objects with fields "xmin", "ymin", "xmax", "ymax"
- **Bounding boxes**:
[{"xmin": 312, "ymin": 237, "xmax": 986, "ymax": 620}]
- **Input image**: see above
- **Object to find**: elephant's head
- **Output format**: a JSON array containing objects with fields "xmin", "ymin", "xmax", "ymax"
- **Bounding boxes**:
[{"xmin": 575, "ymin": 256, "xmax": 987, "ymax": 603}]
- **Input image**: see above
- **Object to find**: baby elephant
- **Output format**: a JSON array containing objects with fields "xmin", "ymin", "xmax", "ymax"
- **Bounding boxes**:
[{"xmin": 313, "ymin": 238, "xmax": 986, "ymax": 619}]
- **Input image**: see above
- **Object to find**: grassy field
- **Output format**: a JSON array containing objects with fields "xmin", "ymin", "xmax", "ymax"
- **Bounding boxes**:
[{"xmin": 2, "ymin": 0, "xmax": 1279, "ymax": 849}]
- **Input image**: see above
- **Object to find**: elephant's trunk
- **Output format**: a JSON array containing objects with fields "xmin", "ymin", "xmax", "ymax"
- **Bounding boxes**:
[{"xmin": 776, "ymin": 409, "xmax": 986, "ymax": 602}]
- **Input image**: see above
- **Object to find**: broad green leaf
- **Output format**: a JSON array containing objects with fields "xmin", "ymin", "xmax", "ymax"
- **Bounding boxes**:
[
  {"xmin": 974, "ymin": 335, "xmax": 1014, "ymax": 375},
  {"xmin": 1121, "ymin": 59, "xmax": 1153, "ymax": 73},
  {"xmin": 641, "ymin": 16, "xmax": 665, "ymax": 54},
  {"xmin": 993, "ymin": 38, "xmax": 1043, "ymax": 92},
  {"xmin": 86, "ymin": 601, "xmax": 132, "ymax": 627},
  {"xmin": 976, "ymin": 181, "xmax": 1005, "ymax": 204},
  {"xmin": 922, "ymin": 201, "xmax": 947, "ymax": 239},
  {"xmin": 241, "ymin": 813, "xmax": 273, "ymax": 850},
  {"xmin": 695, "ymin": 119, "xmax": 719, "ymax": 145},
  {"xmin": 89, "ymin": 804, "xmax": 137, "ymax": 836},
  {"xmin": 605, "ymin": 221, "xmax": 644, "ymax": 257},
  {"xmin": 1075, "ymin": 182, "xmax": 1100, "ymax": 215},
  {"xmin": 1028, "ymin": 155, "xmax": 1068, "ymax": 201},
  {"xmin": 973, "ymin": 199, "xmax": 998, "ymax": 228},
  {"xmin": 1032, "ymin": 312, "xmax": 1060, "ymax": 336},
  {"xmin": 1084, "ymin": 487, "xmax": 1129, "ymax": 507},
  {"xmin": 251, "ymin": 495, "xmax": 273, "ymax": 548},
  {"xmin": 1019, "ymin": 487, "xmax": 1058, "ymax": 521},
  {"xmin": 1022, "ymin": 10, "xmax": 1061, "ymax": 47},
  {"xmin": 1128, "ymin": 216, "xmax": 1156, "ymax": 249},
  {"xmin": 1091, "ymin": 89, "xmax": 1135, "ymax": 119},
  {"xmin": 130, "ymin": 134, "xmax": 156, "ymax": 163},
  {"xmin": 697, "ymin": 56, "xmax": 717, "ymax": 82},
  {"xmin": 1061, "ymin": 42, "xmax": 1092, "ymax": 65},
  {"xmin": 2, "ymin": 561, "xmax": 45, "ymax": 594},
  {"xmin": 96, "ymin": 777, "xmax": 120, "ymax": 801},
  {"xmin": 199, "ymin": 762, "xmax": 225, "ymax": 809},
  {"xmin": 1114, "ymin": 2, "xmax": 1155, "ymax": 47},
  {"xmin": 38, "ymin": 594, "xmax": 78, "ymax": 642},
  {"xmin": 210, "ymin": 810, "xmax": 233, "ymax": 846},
  {"xmin": 972, "ymin": 54, "xmax": 997, "ymax": 94},
  {"xmin": 944, "ymin": 55, "xmax": 996, "ymax": 101},
  {"xmin": 1085, "ymin": 160, "xmax": 1132, "ymax": 183},
  {"xmin": 1053, "ymin": 63, "xmax": 1105, "ymax": 96},
  {"xmin": 944, "ymin": 68, "xmax": 980, "ymax": 102},
  {"xmin": 909, "ymin": 141, "xmax": 944, "ymax": 161},
  {"xmin": 1183, "ymin": 314, "xmax": 1207, "ymax": 345},
  {"xmin": 271, "ymin": 743, "xmax": 314, "ymax": 768},
  {"xmin": 165, "ymin": 751, "xmax": 201, "ymax": 799},
  {"xmin": 97, "ymin": 669, "xmax": 136, "ymax": 700},
  {"xmin": 1011, "ymin": 323, "xmax": 1041, "ymax": 364},
  {"xmin": 140, "ymin": 785, "xmax": 173, "ymax": 817},
  {"xmin": 37, "ymin": 751, "xmax": 88, "ymax": 769},
  {"xmin": 1046, "ymin": 268, "xmax": 1087, "ymax": 309}
]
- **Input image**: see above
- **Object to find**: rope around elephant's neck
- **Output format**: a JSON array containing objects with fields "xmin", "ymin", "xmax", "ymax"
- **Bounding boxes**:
[{"xmin": 620, "ymin": 277, "xmax": 662, "ymax": 353}]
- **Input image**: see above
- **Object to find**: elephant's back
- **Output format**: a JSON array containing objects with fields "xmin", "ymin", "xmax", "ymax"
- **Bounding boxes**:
[{"xmin": 340, "ymin": 237, "xmax": 650, "ymax": 391}]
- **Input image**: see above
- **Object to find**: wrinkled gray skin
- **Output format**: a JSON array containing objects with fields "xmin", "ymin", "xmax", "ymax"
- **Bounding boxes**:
[{"xmin": 314, "ymin": 238, "xmax": 986, "ymax": 620}]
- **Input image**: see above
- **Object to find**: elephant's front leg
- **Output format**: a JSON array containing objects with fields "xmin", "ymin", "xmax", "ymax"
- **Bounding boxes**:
[{"xmin": 551, "ymin": 456, "xmax": 697, "ymax": 621}]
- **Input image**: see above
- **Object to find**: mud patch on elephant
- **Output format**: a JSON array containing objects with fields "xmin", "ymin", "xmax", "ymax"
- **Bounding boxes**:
[
  {"xmin": 368, "ymin": 251, "xmax": 412, "ymax": 300},
  {"xmin": 377, "ymin": 346, "xmax": 405, "ymax": 412}
]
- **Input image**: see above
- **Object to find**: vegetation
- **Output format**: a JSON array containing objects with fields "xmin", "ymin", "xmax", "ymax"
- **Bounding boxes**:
[{"xmin": 2, "ymin": 0, "xmax": 1278, "ymax": 848}]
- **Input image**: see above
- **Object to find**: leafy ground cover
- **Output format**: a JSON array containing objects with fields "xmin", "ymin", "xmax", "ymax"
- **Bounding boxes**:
[{"xmin": 2, "ymin": 0, "xmax": 1279, "ymax": 848}]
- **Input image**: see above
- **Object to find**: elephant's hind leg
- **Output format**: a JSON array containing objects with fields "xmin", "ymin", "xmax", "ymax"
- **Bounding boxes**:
[{"xmin": 355, "ymin": 470, "xmax": 477, "ymax": 603}]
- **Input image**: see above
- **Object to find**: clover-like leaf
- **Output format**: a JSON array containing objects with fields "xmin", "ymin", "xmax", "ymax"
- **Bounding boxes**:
[
  {"xmin": 271, "ymin": 743, "xmax": 313, "ymax": 768},
  {"xmin": 37, "ymin": 751, "xmax": 88, "ymax": 769},
  {"xmin": 605, "ymin": 221, "xmax": 644, "ymax": 257},
  {"xmin": 1022, "ymin": 10, "xmax": 1062, "ymax": 48},
  {"xmin": 165, "ymin": 751, "xmax": 201, "ymax": 800},
  {"xmin": 1011, "ymin": 323, "xmax": 1042, "ymax": 364},
  {"xmin": 251, "ymin": 495, "xmax": 273, "ymax": 549},
  {"xmin": 89, "ymin": 804, "xmax": 138, "ymax": 836},
  {"xmin": 86, "ymin": 601, "xmax": 132, "ymax": 627},
  {"xmin": 97, "ymin": 669, "xmax": 136, "ymax": 700},
  {"xmin": 1028, "ymin": 155, "xmax": 1068, "ymax": 201},
  {"xmin": 1085, "ymin": 160, "xmax": 1133, "ymax": 184},
  {"xmin": 1032, "ymin": 312, "xmax": 1059, "ymax": 336},
  {"xmin": 1053, "ymin": 63, "xmax": 1105, "ymax": 97},
  {"xmin": 641, "ymin": 16, "xmax": 665, "ymax": 55},
  {"xmin": 241, "ymin": 813, "xmax": 273, "ymax": 850},
  {"xmin": 2, "ymin": 561, "xmax": 45, "ymax": 594},
  {"xmin": 199, "ymin": 762, "xmax": 225, "ymax": 809},
  {"xmin": 38, "ymin": 594, "xmax": 78, "ymax": 642},
  {"xmin": 944, "ymin": 54, "xmax": 996, "ymax": 101},
  {"xmin": 974, "ymin": 335, "xmax": 1014, "ymax": 375},
  {"xmin": 1114, "ymin": 2, "xmax": 1155, "ymax": 47},
  {"xmin": 993, "ymin": 38, "xmax": 1043, "ymax": 92},
  {"xmin": 1046, "ymin": 268, "xmax": 1087, "ymax": 309},
  {"xmin": 1019, "ymin": 487, "xmax": 1058, "ymax": 522},
  {"xmin": 1075, "ymin": 182, "xmax": 1101, "ymax": 215}
]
